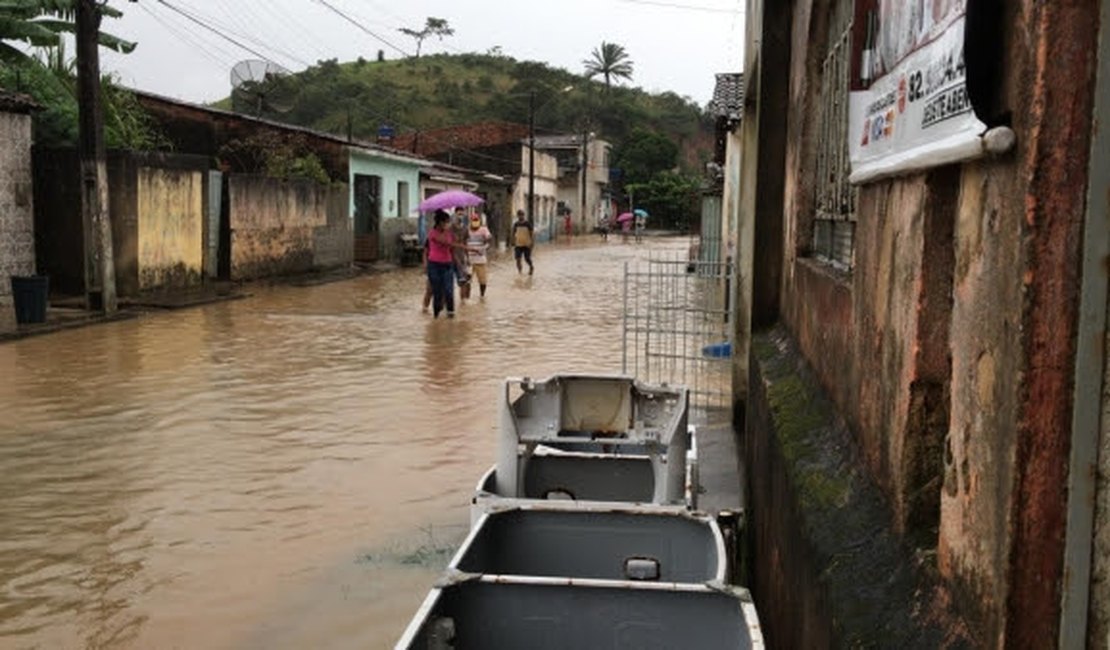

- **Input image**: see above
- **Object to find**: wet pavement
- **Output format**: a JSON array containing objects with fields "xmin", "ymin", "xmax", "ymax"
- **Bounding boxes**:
[{"xmin": 0, "ymin": 237, "xmax": 693, "ymax": 649}]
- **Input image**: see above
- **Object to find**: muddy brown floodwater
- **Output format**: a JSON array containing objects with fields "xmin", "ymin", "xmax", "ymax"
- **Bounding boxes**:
[{"xmin": 0, "ymin": 237, "xmax": 689, "ymax": 649}]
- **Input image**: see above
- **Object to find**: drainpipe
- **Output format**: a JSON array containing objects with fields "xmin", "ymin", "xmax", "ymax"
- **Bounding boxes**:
[{"xmin": 1059, "ymin": 1, "xmax": 1110, "ymax": 646}]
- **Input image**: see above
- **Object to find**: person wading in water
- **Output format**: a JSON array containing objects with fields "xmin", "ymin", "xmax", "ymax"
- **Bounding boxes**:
[{"xmin": 512, "ymin": 210, "xmax": 534, "ymax": 275}]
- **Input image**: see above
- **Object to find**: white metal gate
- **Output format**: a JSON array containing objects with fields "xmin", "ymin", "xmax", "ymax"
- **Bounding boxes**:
[{"xmin": 622, "ymin": 246, "xmax": 734, "ymax": 419}]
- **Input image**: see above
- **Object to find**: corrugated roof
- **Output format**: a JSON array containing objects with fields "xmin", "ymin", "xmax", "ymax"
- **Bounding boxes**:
[{"xmin": 709, "ymin": 73, "xmax": 744, "ymax": 120}]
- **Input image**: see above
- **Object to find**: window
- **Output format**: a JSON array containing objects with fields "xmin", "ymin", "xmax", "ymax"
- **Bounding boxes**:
[
  {"xmin": 397, "ymin": 181, "xmax": 409, "ymax": 217},
  {"xmin": 812, "ymin": 1, "xmax": 858, "ymax": 270}
]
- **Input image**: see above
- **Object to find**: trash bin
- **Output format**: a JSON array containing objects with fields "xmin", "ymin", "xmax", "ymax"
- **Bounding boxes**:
[{"xmin": 10, "ymin": 275, "xmax": 48, "ymax": 325}]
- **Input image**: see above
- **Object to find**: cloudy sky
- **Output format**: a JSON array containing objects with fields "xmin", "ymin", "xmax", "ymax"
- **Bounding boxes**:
[{"xmin": 97, "ymin": 0, "xmax": 744, "ymax": 106}]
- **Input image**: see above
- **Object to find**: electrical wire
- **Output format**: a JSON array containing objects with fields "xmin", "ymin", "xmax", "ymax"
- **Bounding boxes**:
[
  {"xmin": 155, "ymin": 0, "xmax": 280, "ymax": 64},
  {"xmin": 254, "ymin": 0, "xmax": 333, "ymax": 61},
  {"xmin": 614, "ymin": 0, "xmax": 739, "ymax": 13},
  {"xmin": 171, "ymin": 0, "xmax": 313, "ymax": 69},
  {"xmin": 311, "ymin": 0, "xmax": 410, "ymax": 57},
  {"xmin": 140, "ymin": 1, "xmax": 239, "ymax": 71}
]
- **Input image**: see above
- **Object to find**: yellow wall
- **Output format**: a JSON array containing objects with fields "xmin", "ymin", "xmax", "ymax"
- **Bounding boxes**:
[{"xmin": 137, "ymin": 167, "xmax": 204, "ymax": 290}]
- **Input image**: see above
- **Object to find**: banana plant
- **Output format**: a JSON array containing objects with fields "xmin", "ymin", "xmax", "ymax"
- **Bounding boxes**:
[{"xmin": 0, "ymin": 0, "xmax": 136, "ymax": 65}]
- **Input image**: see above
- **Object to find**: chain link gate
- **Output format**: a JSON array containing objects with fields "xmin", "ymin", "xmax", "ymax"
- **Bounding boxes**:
[{"xmin": 622, "ymin": 245, "xmax": 735, "ymax": 423}]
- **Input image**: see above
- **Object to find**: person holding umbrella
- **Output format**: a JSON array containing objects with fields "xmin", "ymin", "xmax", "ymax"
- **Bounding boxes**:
[
  {"xmin": 426, "ymin": 210, "xmax": 467, "ymax": 318},
  {"xmin": 633, "ymin": 208, "xmax": 648, "ymax": 243}
]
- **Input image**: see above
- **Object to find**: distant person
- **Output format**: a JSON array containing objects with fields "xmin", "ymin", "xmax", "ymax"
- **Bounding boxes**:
[
  {"xmin": 512, "ymin": 210, "xmax": 535, "ymax": 275},
  {"xmin": 564, "ymin": 211, "xmax": 573, "ymax": 238},
  {"xmin": 465, "ymin": 213, "xmax": 493, "ymax": 298},
  {"xmin": 598, "ymin": 213, "xmax": 610, "ymax": 241},
  {"xmin": 451, "ymin": 207, "xmax": 472, "ymax": 302},
  {"xmin": 427, "ymin": 210, "xmax": 465, "ymax": 318}
]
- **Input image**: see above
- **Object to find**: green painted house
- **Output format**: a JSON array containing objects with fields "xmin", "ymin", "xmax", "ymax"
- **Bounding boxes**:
[{"xmin": 348, "ymin": 147, "xmax": 423, "ymax": 263}]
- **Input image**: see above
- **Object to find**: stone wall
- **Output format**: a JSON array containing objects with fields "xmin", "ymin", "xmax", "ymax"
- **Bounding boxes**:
[{"xmin": 0, "ymin": 111, "xmax": 35, "ymax": 332}]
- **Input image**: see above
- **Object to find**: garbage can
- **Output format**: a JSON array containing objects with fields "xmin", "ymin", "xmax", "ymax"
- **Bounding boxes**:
[{"xmin": 10, "ymin": 275, "xmax": 48, "ymax": 325}]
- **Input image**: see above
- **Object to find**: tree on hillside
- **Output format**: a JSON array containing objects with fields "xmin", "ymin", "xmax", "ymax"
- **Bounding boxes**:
[
  {"xmin": 0, "ymin": 0, "xmax": 135, "ymax": 64},
  {"xmin": 582, "ymin": 41, "xmax": 633, "ymax": 89},
  {"xmin": 614, "ymin": 127, "xmax": 678, "ymax": 185},
  {"xmin": 398, "ymin": 17, "xmax": 453, "ymax": 58}
]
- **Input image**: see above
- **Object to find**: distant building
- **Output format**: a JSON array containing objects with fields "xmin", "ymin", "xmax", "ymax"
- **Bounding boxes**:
[
  {"xmin": 703, "ymin": 72, "xmax": 743, "ymax": 267},
  {"xmin": 532, "ymin": 133, "xmax": 612, "ymax": 236},
  {"xmin": 394, "ymin": 121, "xmax": 578, "ymax": 243}
]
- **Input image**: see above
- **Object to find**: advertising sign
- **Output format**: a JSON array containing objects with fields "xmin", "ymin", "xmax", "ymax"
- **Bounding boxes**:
[{"xmin": 848, "ymin": 0, "xmax": 987, "ymax": 183}]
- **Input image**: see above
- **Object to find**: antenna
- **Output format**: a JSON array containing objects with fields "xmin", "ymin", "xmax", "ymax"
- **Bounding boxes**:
[{"xmin": 230, "ymin": 59, "xmax": 297, "ymax": 116}]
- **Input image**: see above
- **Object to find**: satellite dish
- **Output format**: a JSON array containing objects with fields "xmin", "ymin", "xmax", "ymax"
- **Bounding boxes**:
[{"xmin": 230, "ymin": 59, "xmax": 297, "ymax": 116}]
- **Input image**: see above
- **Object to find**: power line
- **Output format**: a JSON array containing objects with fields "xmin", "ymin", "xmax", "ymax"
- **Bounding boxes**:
[
  {"xmin": 155, "ymin": 0, "xmax": 281, "ymax": 64},
  {"xmin": 172, "ymin": 0, "xmax": 314, "ymax": 68},
  {"xmin": 140, "ymin": 2, "xmax": 239, "ymax": 70},
  {"xmin": 614, "ymin": 0, "xmax": 740, "ymax": 13},
  {"xmin": 311, "ymin": 0, "xmax": 410, "ymax": 57},
  {"xmin": 252, "ymin": 0, "xmax": 333, "ymax": 61}
]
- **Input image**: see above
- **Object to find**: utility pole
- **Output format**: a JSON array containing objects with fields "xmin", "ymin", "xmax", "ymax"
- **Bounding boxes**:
[
  {"xmin": 581, "ymin": 129, "xmax": 589, "ymax": 234},
  {"xmin": 77, "ymin": 0, "xmax": 116, "ymax": 312},
  {"xmin": 527, "ymin": 90, "xmax": 535, "ymax": 224}
]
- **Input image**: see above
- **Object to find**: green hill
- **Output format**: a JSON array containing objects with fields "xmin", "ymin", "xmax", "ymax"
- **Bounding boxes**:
[{"xmin": 219, "ymin": 52, "xmax": 714, "ymax": 171}]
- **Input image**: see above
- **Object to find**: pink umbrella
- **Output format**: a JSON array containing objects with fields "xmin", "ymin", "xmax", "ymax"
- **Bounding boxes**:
[
  {"xmin": 616, "ymin": 212, "xmax": 634, "ymax": 222},
  {"xmin": 418, "ymin": 190, "xmax": 484, "ymax": 212}
]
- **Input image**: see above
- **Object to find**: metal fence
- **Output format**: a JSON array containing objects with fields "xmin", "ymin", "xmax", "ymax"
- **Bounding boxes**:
[{"xmin": 622, "ymin": 248, "xmax": 735, "ymax": 420}]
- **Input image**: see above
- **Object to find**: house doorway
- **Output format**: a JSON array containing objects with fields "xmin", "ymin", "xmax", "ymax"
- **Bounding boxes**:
[{"xmin": 354, "ymin": 174, "xmax": 381, "ymax": 263}]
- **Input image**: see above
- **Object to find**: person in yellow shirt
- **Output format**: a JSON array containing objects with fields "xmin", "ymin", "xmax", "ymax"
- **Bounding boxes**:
[{"xmin": 511, "ymin": 210, "xmax": 535, "ymax": 275}]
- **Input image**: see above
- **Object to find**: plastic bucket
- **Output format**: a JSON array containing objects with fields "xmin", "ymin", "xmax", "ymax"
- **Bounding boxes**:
[
  {"xmin": 10, "ymin": 275, "xmax": 48, "ymax": 324},
  {"xmin": 701, "ymin": 341, "xmax": 732, "ymax": 358}
]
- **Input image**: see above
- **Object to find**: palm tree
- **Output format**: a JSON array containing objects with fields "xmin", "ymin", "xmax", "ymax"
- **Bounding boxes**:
[
  {"xmin": 1, "ymin": 0, "xmax": 135, "ymax": 64},
  {"xmin": 582, "ymin": 41, "xmax": 633, "ymax": 89}
]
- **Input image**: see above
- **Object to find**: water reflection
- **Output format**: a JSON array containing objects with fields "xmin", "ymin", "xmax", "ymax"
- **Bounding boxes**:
[{"xmin": 0, "ymin": 238, "xmax": 690, "ymax": 648}]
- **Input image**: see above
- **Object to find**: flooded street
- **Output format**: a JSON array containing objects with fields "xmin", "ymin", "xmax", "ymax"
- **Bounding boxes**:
[{"xmin": 0, "ymin": 237, "xmax": 688, "ymax": 649}]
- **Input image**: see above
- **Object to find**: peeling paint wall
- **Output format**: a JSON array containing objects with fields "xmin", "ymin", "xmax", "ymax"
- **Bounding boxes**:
[
  {"xmin": 744, "ymin": 0, "xmax": 1098, "ymax": 645},
  {"xmin": 228, "ymin": 175, "xmax": 349, "ymax": 280},
  {"xmin": 1089, "ymin": 293, "xmax": 1110, "ymax": 646},
  {"xmin": 0, "ymin": 111, "xmax": 35, "ymax": 332},
  {"xmin": 136, "ymin": 167, "xmax": 204, "ymax": 291}
]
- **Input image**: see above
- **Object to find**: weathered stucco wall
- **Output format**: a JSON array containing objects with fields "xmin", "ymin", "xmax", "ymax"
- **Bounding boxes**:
[
  {"xmin": 0, "ymin": 111, "xmax": 35, "ymax": 332},
  {"xmin": 137, "ymin": 167, "xmax": 204, "ymax": 291},
  {"xmin": 778, "ymin": 0, "xmax": 951, "ymax": 543},
  {"xmin": 745, "ymin": 0, "xmax": 1097, "ymax": 645},
  {"xmin": 1090, "ymin": 292, "xmax": 1110, "ymax": 646},
  {"xmin": 228, "ymin": 175, "xmax": 349, "ymax": 280}
]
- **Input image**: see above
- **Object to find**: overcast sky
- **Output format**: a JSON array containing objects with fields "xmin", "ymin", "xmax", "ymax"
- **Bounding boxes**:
[{"xmin": 97, "ymin": 0, "xmax": 744, "ymax": 107}]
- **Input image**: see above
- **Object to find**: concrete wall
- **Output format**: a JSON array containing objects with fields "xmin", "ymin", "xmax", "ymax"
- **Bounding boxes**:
[
  {"xmin": 0, "ymin": 111, "xmax": 35, "ymax": 332},
  {"xmin": 34, "ymin": 150, "xmax": 210, "ymax": 298},
  {"xmin": 1095, "ymin": 294, "xmax": 1110, "ymax": 645},
  {"xmin": 741, "ymin": 0, "xmax": 1099, "ymax": 646},
  {"xmin": 228, "ymin": 175, "xmax": 349, "ymax": 280},
  {"xmin": 136, "ymin": 167, "xmax": 204, "ymax": 291}
]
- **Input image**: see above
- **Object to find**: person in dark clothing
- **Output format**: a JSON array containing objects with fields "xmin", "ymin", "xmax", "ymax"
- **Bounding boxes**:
[{"xmin": 511, "ymin": 210, "xmax": 534, "ymax": 275}]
